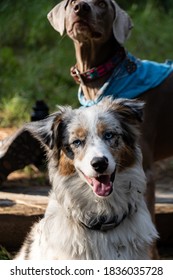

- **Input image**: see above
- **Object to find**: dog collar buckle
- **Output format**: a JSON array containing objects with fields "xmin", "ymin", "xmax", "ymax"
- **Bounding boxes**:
[{"xmin": 71, "ymin": 66, "xmax": 85, "ymax": 85}]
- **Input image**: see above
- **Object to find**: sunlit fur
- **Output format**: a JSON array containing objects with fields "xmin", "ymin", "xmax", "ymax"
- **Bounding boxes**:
[{"xmin": 15, "ymin": 98, "xmax": 157, "ymax": 260}]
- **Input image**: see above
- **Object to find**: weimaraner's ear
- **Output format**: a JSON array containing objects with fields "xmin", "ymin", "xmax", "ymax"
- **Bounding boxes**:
[
  {"xmin": 47, "ymin": 0, "xmax": 67, "ymax": 35},
  {"xmin": 111, "ymin": 1, "xmax": 133, "ymax": 45}
]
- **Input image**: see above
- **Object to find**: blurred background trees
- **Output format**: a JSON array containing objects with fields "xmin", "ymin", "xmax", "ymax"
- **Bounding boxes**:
[{"xmin": 0, "ymin": 0, "xmax": 173, "ymax": 126}]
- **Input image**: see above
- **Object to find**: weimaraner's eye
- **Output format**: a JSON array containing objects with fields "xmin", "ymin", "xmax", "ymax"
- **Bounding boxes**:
[
  {"xmin": 98, "ymin": 1, "xmax": 107, "ymax": 9},
  {"xmin": 71, "ymin": 0, "xmax": 77, "ymax": 6}
]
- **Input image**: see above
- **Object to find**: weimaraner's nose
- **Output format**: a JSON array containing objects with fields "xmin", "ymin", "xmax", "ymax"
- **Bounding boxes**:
[{"xmin": 74, "ymin": 1, "xmax": 91, "ymax": 16}]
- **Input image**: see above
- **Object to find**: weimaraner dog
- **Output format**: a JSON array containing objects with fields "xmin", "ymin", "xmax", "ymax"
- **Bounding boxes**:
[{"xmin": 47, "ymin": 0, "xmax": 173, "ymax": 257}]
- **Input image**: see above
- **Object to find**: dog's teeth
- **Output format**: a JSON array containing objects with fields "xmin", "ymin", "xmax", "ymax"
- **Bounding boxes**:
[{"xmin": 105, "ymin": 191, "xmax": 110, "ymax": 196}]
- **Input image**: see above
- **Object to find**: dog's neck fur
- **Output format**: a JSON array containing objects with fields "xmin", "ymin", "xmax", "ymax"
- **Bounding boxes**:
[{"xmin": 73, "ymin": 35, "xmax": 121, "ymax": 100}]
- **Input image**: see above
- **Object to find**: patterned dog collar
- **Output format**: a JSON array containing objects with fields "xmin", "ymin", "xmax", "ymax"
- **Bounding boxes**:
[
  {"xmin": 81, "ymin": 213, "xmax": 127, "ymax": 231},
  {"xmin": 80, "ymin": 201, "xmax": 135, "ymax": 232},
  {"xmin": 71, "ymin": 47, "xmax": 126, "ymax": 84}
]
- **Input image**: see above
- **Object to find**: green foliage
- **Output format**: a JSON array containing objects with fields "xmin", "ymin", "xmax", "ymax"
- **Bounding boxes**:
[
  {"xmin": 118, "ymin": 0, "xmax": 173, "ymax": 11},
  {"xmin": 126, "ymin": 2, "xmax": 173, "ymax": 61},
  {"xmin": 0, "ymin": 0, "xmax": 173, "ymax": 127},
  {"xmin": 0, "ymin": 95, "xmax": 29, "ymax": 127},
  {"xmin": 0, "ymin": 246, "xmax": 11, "ymax": 260},
  {"xmin": 0, "ymin": 0, "xmax": 79, "ymax": 127},
  {"xmin": 0, "ymin": 0, "xmax": 57, "ymax": 48}
]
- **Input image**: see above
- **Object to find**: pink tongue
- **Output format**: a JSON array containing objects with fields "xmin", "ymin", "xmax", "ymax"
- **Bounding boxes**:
[{"xmin": 92, "ymin": 175, "xmax": 112, "ymax": 197}]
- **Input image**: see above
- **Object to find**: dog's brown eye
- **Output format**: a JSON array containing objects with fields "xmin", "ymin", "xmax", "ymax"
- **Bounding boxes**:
[
  {"xmin": 98, "ymin": 1, "xmax": 107, "ymax": 8},
  {"xmin": 71, "ymin": 0, "xmax": 77, "ymax": 6}
]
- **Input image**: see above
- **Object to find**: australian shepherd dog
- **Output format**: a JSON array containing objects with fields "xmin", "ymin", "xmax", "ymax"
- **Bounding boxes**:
[{"xmin": 15, "ymin": 98, "xmax": 157, "ymax": 260}]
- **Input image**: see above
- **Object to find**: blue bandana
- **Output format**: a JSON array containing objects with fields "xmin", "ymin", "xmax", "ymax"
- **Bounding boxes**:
[{"xmin": 78, "ymin": 53, "xmax": 173, "ymax": 107}]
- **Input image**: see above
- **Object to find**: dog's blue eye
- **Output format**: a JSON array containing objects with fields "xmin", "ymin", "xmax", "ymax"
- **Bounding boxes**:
[
  {"xmin": 72, "ymin": 139, "xmax": 82, "ymax": 147},
  {"xmin": 104, "ymin": 132, "xmax": 114, "ymax": 140}
]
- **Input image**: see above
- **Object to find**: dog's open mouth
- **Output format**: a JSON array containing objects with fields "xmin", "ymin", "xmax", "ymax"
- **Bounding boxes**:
[{"xmin": 81, "ymin": 171, "xmax": 116, "ymax": 197}]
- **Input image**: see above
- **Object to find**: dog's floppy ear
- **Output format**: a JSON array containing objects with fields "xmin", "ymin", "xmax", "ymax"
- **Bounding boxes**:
[
  {"xmin": 47, "ymin": 0, "xmax": 67, "ymax": 35},
  {"xmin": 115, "ymin": 98, "xmax": 145, "ymax": 123},
  {"xmin": 111, "ymin": 1, "xmax": 133, "ymax": 45},
  {"xmin": 24, "ymin": 112, "xmax": 63, "ymax": 150}
]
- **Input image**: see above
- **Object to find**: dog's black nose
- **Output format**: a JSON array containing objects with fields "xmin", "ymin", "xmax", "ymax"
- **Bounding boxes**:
[
  {"xmin": 91, "ymin": 156, "xmax": 108, "ymax": 173},
  {"xmin": 74, "ymin": 2, "xmax": 91, "ymax": 16}
]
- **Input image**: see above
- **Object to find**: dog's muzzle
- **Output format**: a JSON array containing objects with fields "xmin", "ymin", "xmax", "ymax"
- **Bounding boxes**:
[{"xmin": 81, "ymin": 168, "xmax": 116, "ymax": 197}]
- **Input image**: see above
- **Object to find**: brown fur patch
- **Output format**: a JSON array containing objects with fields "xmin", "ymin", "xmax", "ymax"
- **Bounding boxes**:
[
  {"xmin": 111, "ymin": 103, "xmax": 140, "ymax": 126},
  {"xmin": 73, "ymin": 127, "xmax": 88, "ymax": 139},
  {"xmin": 117, "ymin": 145, "xmax": 136, "ymax": 172},
  {"xmin": 58, "ymin": 151, "xmax": 75, "ymax": 176},
  {"xmin": 97, "ymin": 121, "xmax": 107, "ymax": 136}
]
